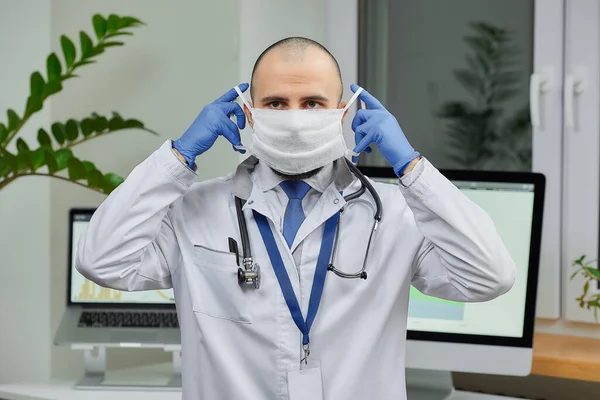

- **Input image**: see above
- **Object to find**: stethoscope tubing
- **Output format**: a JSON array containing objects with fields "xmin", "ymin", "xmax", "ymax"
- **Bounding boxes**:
[{"xmin": 236, "ymin": 159, "xmax": 383, "ymax": 285}]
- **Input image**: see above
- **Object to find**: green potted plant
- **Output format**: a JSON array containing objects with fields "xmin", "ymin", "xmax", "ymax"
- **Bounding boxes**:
[
  {"xmin": 0, "ymin": 13, "xmax": 155, "ymax": 195},
  {"xmin": 437, "ymin": 21, "xmax": 531, "ymax": 171},
  {"xmin": 570, "ymin": 255, "xmax": 600, "ymax": 321}
]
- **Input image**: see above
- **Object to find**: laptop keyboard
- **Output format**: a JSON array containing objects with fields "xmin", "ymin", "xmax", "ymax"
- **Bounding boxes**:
[{"xmin": 78, "ymin": 311, "xmax": 179, "ymax": 328}]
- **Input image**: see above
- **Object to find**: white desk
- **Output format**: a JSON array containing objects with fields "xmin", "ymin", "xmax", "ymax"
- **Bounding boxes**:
[
  {"xmin": 0, "ymin": 363, "xmax": 524, "ymax": 400},
  {"xmin": 0, "ymin": 382, "xmax": 181, "ymax": 400},
  {"xmin": 0, "ymin": 385, "xmax": 526, "ymax": 400},
  {"xmin": 0, "ymin": 363, "xmax": 181, "ymax": 400}
]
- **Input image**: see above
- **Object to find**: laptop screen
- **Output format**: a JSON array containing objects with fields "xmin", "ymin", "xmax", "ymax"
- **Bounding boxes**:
[{"xmin": 69, "ymin": 211, "xmax": 175, "ymax": 305}]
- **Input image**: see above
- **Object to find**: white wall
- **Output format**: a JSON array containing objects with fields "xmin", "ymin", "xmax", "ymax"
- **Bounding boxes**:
[
  {"xmin": 1, "ymin": 0, "xmax": 334, "ymax": 384},
  {"xmin": 48, "ymin": 0, "xmax": 241, "ymax": 379},
  {"xmin": 236, "ymin": 0, "xmax": 327, "ymax": 160},
  {"xmin": 0, "ymin": 1, "xmax": 52, "ymax": 383}
]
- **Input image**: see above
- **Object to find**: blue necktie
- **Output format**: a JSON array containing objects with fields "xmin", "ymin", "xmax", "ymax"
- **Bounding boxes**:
[{"xmin": 280, "ymin": 181, "xmax": 311, "ymax": 248}]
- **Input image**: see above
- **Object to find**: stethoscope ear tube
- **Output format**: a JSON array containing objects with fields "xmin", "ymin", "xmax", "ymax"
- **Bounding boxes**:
[
  {"xmin": 235, "ymin": 196, "xmax": 260, "ymax": 289},
  {"xmin": 235, "ymin": 197, "xmax": 252, "ymax": 259},
  {"xmin": 343, "ymin": 158, "xmax": 383, "ymax": 221}
]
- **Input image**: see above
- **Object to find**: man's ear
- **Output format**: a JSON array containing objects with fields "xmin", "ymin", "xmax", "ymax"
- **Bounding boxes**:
[
  {"xmin": 243, "ymin": 103, "xmax": 254, "ymax": 128},
  {"xmin": 339, "ymin": 101, "xmax": 349, "ymax": 122}
]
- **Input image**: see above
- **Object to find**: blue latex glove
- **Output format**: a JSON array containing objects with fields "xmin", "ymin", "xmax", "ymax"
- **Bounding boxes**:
[
  {"xmin": 173, "ymin": 83, "xmax": 248, "ymax": 167},
  {"xmin": 350, "ymin": 84, "xmax": 420, "ymax": 176}
]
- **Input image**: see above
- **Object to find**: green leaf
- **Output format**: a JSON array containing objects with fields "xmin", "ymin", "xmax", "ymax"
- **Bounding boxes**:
[
  {"xmin": 92, "ymin": 14, "xmax": 107, "ymax": 39},
  {"xmin": 492, "ymin": 88, "xmax": 520, "ymax": 103},
  {"xmin": 101, "ymin": 41, "xmax": 124, "ymax": 48},
  {"xmin": 91, "ymin": 114, "xmax": 108, "ymax": 132},
  {"xmin": 42, "ymin": 80, "xmax": 63, "ymax": 98},
  {"xmin": 570, "ymin": 270, "xmax": 580, "ymax": 280},
  {"xmin": 44, "ymin": 149, "xmax": 58, "ymax": 174},
  {"xmin": 65, "ymin": 119, "xmax": 79, "ymax": 141},
  {"xmin": 585, "ymin": 267, "xmax": 600, "ymax": 280},
  {"xmin": 87, "ymin": 169, "xmax": 104, "ymax": 188},
  {"xmin": 73, "ymin": 60, "xmax": 96, "ymax": 68},
  {"xmin": 16, "ymin": 138, "xmax": 30, "ymax": 153},
  {"xmin": 454, "ymin": 70, "xmax": 484, "ymax": 97},
  {"xmin": 118, "ymin": 16, "xmax": 143, "ymax": 28},
  {"xmin": 584, "ymin": 280, "xmax": 590, "ymax": 296},
  {"xmin": 15, "ymin": 152, "xmax": 28, "ymax": 171},
  {"xmin": 81, "ymin": 161, "xmax": 96, "ymax": 174},
  {"xmin": 79, "ymin": 31, "xmax": 94, "ymax": 58},
  {"xmin": 37, "ymin": 129, "xmax": 52, "ymax": 148},
  {"xmin": 46, "ymin": 53, "xmax": 62, "ymax": 82},
  {"xmin": 0, "ymin": 157, "xmax": 10, "ymax": 178},
  {"xmin": 51, "ymin": 123, "xmax": 66, "ymax": 145},
  {"xmin": 24, "ymin": 95, "xmax": 43, "ymax": 117},
  {"xmin": 104, "ymin": 32, "xmax": 134, "ymax": 39},
  {"xmin": 60, "ymin": 35, "xmax": 76, "ymax": 68},
  {"xmin": 15, "ymin": 139, "xmax": 34, "ymax": 170},
  {"xmin": 90, "ymin": 46, "xmax": 105, "ymax": 57},
  {"xmin": 1, "ymin": 151, "xmax": 18, "ymax": 174},
  {"xmin": 7, "ymin": 109, "xmax": 20, "ymax": 131},
  {"xmin": 0, "ymin": 123, "xmax": 7, "ymax": 143},
  {"xmin": 103, "ymin": 172, "xmax": 124, "ymax": 193},
  {"xmin": 107, "ymin": 14, "xmax": 120, "ymax": 33},
  {"xmin": 54, "ymin": 149, "xmax": 72, "ymax": 171},
  {"xmin": 67, "ymin": 157, "xmax": 87, "ymax": 180},
  {"xmin": 30, "ymin": 72, "xmax": 45, "ymax": 96},
  {"xmin": 29, "ymin": 148, "xmax": 45, "ymax": 170},
  {"xmin": 80, "ymin": 118, "xmax": 94, "ymax": 136},
  {"xmin": 108, "ymin": 112, "xmax": 125, "ymax": 130},
  {"xmin": 122, "ymin": 118, "xmax": 145, "ymax": 130}
]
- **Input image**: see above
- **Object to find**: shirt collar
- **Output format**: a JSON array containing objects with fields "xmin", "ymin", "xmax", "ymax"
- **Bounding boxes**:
[{"xmin": 231, "ymin": 156, "xmax": 356, "ymax": 199}]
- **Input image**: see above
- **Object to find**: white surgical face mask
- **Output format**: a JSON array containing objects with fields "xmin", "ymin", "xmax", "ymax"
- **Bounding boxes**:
[{"xmin": 234, "ymin": 86, "xmax": 363, "ymax": 175}]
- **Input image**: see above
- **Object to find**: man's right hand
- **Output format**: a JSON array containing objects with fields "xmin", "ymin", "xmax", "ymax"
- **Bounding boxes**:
[{"xmin": 172, "ymin": 83, "xmax": 249, "ymax": 167}]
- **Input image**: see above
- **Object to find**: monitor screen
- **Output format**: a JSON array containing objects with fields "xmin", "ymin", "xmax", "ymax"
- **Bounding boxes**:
[
  {"xmin": 70, "ymin": 212, "xmax": 175, "ymax": 305},
  {"xmin": 372, "ymin": 177, "xmax": 534, "ymax": 339}
]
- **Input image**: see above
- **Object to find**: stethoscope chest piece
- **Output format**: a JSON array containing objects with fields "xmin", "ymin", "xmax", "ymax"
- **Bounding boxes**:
[{"xmin": 238, "ymin": 259, "xmax": 261, "ymax": 289}]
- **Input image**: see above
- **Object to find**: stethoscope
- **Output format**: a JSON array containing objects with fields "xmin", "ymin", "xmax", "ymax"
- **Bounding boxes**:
[{"xmin": 235, "ymin": 158, "xmax": 383, "ymax": 289}]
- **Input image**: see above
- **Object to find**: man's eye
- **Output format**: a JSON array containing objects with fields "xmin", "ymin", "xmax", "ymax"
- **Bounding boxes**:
[
  {"xmin": 269, "ymin": 101, "xmax": 282, "ymax": 109},
  {"xmin": 306, "ymin": 101, "xmax": 320, "ymax": 109}
]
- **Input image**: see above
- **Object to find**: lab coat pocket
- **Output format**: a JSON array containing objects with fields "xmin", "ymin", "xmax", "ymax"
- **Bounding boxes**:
[{"xmin": 191, "ymin": 244, "xmax": 252, "ymax": 324}]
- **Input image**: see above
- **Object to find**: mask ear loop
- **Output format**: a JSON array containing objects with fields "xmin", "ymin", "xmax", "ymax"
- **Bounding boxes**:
[
  {"xmin": 343, "ymin": 87, "xmax": 365, "ymax": 160},
  {"xmin": 233, "ymin": 85, "xmax": 253, "ymax": 153},
  {"xmin": 343, "ymin": 87, "xmax": 364, "ymax": 112}
]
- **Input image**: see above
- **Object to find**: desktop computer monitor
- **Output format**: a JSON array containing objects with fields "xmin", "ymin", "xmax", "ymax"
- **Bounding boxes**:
[{"xmin": 359, "ymin": 166, "xmax": 544, "ymax": 397}]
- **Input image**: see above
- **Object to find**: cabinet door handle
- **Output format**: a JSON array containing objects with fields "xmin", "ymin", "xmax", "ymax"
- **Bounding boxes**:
[
  {"xmin": 564, "ymin": 68, "xmax": 587, "ymax": 131},
  {"xmin": 529, "ymin": 68, "xmax": 553, "ymax": 129}
]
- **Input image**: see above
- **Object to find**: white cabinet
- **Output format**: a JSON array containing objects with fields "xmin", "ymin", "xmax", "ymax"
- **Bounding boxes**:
[
  {"xmin": 531, "ymin": 0, "xmax": 565, "ymax": 319},
  {"xmin": 562, "ymin": 0, "xmax": 600, "ymax": 323}
]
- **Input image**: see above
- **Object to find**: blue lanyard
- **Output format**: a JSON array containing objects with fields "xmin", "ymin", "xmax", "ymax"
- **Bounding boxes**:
[{"xmin": 253, "ymin": 210, "xmax": 340, "ymax": 346}]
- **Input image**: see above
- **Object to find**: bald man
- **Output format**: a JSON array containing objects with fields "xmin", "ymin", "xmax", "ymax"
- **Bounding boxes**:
[{"xmin": 77, "ymin": 37, "xmax": 515, "ymax": 399}]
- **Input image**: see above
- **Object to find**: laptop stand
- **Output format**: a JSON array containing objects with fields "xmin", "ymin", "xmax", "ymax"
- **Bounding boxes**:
[{"xmin": 71, "ymin": 344, "xmax": 182, "ymax": 391}]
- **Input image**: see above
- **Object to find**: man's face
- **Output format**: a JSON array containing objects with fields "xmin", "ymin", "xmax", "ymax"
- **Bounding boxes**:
[{"xmin": 245, "ymin": 46, "xmax": 346, "ymax": 126}]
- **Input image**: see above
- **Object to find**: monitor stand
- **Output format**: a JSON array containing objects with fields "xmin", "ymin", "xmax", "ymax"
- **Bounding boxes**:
[{"xmin": 406, "ymin": 369, "xmax": 455, "ymax": 400}]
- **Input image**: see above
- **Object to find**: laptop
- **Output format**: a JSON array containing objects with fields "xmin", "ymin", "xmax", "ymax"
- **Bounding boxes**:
[{"xmin": 54, "ymin": 208, "xmax": 181, "ymax": 347}]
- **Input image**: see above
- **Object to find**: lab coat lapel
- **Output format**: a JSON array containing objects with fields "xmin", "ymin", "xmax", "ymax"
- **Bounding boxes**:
[
  {"xmin": 291, "ymin": 183, "xmax": 346, "ymax": 252},
  {"xmin": 243, "ymin": 181, "xmax": 301, "ymax": 285}
]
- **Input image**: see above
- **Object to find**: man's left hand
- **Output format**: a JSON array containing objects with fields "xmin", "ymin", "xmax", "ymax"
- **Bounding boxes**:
[{"xmin": 350, "ymin": 84, "xmax": 420, "ymax": 176}]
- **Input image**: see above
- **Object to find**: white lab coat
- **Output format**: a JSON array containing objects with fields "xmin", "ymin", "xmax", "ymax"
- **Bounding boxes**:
[{"xmin": 77, "ymin": 140, "xmax": 515, "ymax": 400}]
